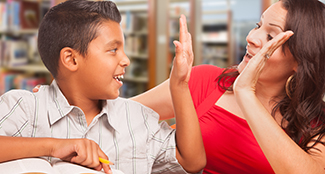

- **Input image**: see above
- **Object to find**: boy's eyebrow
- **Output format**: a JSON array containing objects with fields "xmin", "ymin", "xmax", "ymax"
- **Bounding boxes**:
[{"xmin": 105, "ymin": 40, "xmax": 122, "ymax": 47}]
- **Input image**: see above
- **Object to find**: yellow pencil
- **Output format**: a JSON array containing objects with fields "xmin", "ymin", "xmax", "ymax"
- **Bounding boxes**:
[{"xmin": 99, "ymin": 157, "xmax": 114, "ymax": 165}]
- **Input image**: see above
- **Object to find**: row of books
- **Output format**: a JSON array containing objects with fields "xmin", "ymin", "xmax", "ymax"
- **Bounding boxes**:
[
  {"xmin": 0, "ymin": 39, "xmax": 30, "ymax": 67},
  {"xmin": 0, "ymin": 70, "xmax": 47, "ymax": 94},
  {"xmin": 120, "ymin": 12, "xmax": 147, "ymax": 33},
  {"xmin": 124, "ymin": 35, "xmax": 147, "ymax": 55},
  {"xmin": 0, "ymin": 1, "xmax": 44, "ymax": 31}
]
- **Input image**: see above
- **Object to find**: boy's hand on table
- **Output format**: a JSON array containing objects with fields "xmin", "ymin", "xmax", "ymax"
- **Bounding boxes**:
[{"xmin": 50, "ymin": 138, "xmax": 112, "ymax": 174}]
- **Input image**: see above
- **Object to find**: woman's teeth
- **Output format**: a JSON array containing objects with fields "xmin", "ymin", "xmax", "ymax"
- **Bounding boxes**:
[{"xmin": 246, "ymin": 52, "xmax": 253, "ymax": 59}]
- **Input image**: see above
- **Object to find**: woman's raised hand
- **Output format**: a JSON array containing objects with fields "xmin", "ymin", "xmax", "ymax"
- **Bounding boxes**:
[{"xmin": 233, "ymin": 31, "xmax": 294, "ymax": 94}]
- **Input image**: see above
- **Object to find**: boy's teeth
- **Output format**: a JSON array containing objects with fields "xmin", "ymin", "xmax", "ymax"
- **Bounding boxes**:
[{"xmin": 114, "ymin": 75, "xmax": 124, "ymax": 81}]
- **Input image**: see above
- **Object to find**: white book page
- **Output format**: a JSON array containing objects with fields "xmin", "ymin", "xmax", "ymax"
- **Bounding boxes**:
[
  {"xmin": 0, "ymin": 158, "xmax": 124, "ymax": 174},
  {"xmin": 52, "ymin": 160, "xmax": 125, "ymax": 174},
  {"xmin": 0, "ymin": 158, "xmax": 59, "ymax": 174}
]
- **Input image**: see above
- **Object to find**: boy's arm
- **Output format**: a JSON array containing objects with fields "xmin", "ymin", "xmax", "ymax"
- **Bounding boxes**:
[
  {"xmin": 0, "ymin": 136, "xmax": 112, "ymax": 174},
  {"xmin": 170, "ymin": 15, "xmax": 206, "ymax": 173}
]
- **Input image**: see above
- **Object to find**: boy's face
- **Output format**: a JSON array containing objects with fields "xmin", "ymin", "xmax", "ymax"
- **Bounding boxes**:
[{"xmin": 76, "ymin": 21, "xmax": 130, "ymax": 100}]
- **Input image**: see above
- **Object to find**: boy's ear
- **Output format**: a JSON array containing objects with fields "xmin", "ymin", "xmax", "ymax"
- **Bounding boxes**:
[{"xmin": 60, "ymin": 47, "xmax": 79, "ymax": 72}]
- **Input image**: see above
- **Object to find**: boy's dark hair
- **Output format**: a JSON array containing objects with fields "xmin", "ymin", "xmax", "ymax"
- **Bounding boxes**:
[{"xmin": 38, "ymin": 0, "xmax": 121, "ymax": 78}]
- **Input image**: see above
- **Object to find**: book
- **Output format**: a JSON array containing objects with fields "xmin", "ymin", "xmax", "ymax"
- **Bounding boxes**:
[
  {"xmin": 19, "ymin": 1, "xmax": 40, "ymax": 29},
  {"xmin": 0, "ymin": 158, "xmax": 125, "ymax": 174}
]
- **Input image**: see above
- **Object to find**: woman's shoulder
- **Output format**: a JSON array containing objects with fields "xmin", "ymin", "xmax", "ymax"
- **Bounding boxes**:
[
  {"xmin": 189, "ymin": 65, "xmax": 224, "ymax": 86},
  {"xmin": 188, "ymin": 65, "xmax": 226, "ymax": 106},
  {"xmin": 191, "ymin": 64, "xmax": 224, "ymax": 76}
]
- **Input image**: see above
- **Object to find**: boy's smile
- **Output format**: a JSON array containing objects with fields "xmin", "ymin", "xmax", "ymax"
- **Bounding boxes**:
[{"xmin": 76, "ymin": 21, "xmax": 130, "ymax": 100}]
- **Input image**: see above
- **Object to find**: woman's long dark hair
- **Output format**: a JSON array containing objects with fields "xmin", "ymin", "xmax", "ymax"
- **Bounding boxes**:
[{"xmin": 218, "ymin": 0, "xmax": 325, "ymax": 152}]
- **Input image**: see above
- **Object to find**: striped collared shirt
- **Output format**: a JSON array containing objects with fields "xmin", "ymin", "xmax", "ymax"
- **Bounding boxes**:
[{"xmin": 0, "ymin": 80, "xmax": 188, "ymax": 174}]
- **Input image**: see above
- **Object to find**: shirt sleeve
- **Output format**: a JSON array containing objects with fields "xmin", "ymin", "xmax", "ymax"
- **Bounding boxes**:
[
  {"xmin": 0, "ymin": 90, "xmax": 35, "ymax": 137},
  {"xmin": 140, "ymin": 105, "xmax": 187, "ymax": 174}
]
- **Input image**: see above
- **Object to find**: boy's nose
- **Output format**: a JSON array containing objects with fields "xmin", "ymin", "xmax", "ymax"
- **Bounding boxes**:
[{"xmin": 120, "ymin": 53, "xmax": 130, "ymax": 67}]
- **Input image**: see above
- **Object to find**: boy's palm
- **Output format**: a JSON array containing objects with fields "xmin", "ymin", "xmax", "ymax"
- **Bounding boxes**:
[{"xmin": 170, "ymin": 15, "xmax": 193, "ymax": 84}]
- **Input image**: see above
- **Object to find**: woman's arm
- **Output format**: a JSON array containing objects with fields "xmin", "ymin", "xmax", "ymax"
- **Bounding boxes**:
[
  {"xmin": 233, "ymin": 31, "xmax": 325, "ymax": 173},
  {"xmin": 130, "ymin": 79, "xmax": 174, "ymax": 121}
]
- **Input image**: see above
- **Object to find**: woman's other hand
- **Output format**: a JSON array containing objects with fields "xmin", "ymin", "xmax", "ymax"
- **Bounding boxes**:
[{"xmin": 233, "ymin": 31, "xmax": 294, "ymax": 95}]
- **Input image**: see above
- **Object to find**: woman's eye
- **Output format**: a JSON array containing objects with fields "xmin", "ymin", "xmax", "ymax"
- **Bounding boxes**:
[
  {"xmin": 255, "ymin": 23, "xmax": 261, "ymax": 29},
  {"xmin": 267, "ymin": 34, "xmax": 273, "ymax": 41}
]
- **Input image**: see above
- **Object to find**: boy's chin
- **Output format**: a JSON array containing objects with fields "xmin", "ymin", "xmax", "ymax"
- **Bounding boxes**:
[{"xmin": 106, "ymin": 93, "xmax": 120, "ymax": 100}]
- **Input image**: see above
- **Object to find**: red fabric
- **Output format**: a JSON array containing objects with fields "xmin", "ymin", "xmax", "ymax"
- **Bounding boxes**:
[{"xmin": 188, "ymin": 65, "xmax": 274, "ymax": 174}]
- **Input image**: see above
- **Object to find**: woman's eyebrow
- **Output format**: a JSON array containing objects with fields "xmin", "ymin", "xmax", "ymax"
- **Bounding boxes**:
[{"xmin": 269, "ymin": 23, "xmax": 284, "ymax": 31}]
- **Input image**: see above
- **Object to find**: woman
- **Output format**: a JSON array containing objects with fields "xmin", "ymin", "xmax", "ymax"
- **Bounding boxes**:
[{"xmin": 132, "ymin": 0, "xmax": 325, "ymax": 173}]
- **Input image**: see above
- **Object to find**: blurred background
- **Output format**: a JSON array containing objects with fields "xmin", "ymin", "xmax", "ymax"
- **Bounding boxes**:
[{"xmin": 0, "ymin": 0, "xmax": 324, "ymax": 98}]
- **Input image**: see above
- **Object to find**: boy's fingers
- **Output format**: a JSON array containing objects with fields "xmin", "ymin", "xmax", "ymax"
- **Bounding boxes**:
[
  {"xmin": 102, "ymin": 163, "xmax": 112, "ymax": 174},
  {"xmin": 179, "ymin": 15, "xmax": 188, "ymax": 44},
  {"xmin": 181, "ymin": 15, "xmax": 188, "ymax": 33},
  {"xmin": 173, "ymin": 41, "xmax": 183, "ymax": 56},
  {"xmin": 98, "ymin": 149, "xmax": 112, "ymax": 174}
]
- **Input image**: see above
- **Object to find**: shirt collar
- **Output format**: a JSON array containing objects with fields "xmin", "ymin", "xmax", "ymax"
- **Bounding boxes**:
[
  {"xmin": 49, "ymin": 80, "xmax": 123, "ymax": 130},
  {"xmin": 101, "ymin": 98, "xmax": 120, "ymax": 132},
  {"xmin": 47, "ymin": 80, "xmax": 118, "ymax": 129},
  {"xmin": 48, "ymin": 80, "xmax": 74, "ymax": 125}
]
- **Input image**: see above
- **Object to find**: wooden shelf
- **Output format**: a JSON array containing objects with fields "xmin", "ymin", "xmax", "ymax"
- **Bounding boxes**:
[
  {"xmin": 2, "ymin": 64, "xmax": 49, "ymax": 74},
  {"xmin": 126, "ymin": 52, "xmax": 148, "ymax": 59},
  {"xmin": 124, "ymin": 75, "xmax": 148, "ymax": 83},
  {"xmin": 0, "ymin": 29, "xmax": 38, "ymax": 35},
  {"xmin": 124, "ymin": 30, "xmax": 148, "ymax": 36},
  {"xmin": 113, "ymin": 0, "xmax": 148, "ymax": 5}
]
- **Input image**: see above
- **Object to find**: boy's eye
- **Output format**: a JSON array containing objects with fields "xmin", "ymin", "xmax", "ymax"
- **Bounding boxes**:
[
  {"xmin": 267, "ymin": 34, "xmax": 273, "ymax": 41},
  {"xmin": 109, "ymin": 48, "xmax": 117, "ymax": 53}
]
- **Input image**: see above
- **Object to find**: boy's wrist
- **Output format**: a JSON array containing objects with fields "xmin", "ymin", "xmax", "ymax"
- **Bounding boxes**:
[
  {"xmin": 169, "ymin": 79, "xmax": 189, "ymax": 90},
  {"xmin": 45, "ymin": 138, "xmax": 57, "ymax": 157}
]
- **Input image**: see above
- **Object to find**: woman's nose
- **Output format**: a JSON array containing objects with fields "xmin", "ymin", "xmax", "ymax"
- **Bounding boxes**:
[{"xmin": 246, "ymin": 29, "xmax": 262, "ymax": 48}]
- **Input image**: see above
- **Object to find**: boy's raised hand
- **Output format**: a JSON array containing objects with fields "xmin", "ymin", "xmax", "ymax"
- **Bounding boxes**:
[
  {"xmin": 169, "ymin": 15, "xmax": 206, "ymax": 172},
  {"xmin": 169, "ymin": 15, "xmax": 193, "ymax": 85},
  {"xmin": 51, "ymin": 138, "xmax": 112, "ymax": 174}
]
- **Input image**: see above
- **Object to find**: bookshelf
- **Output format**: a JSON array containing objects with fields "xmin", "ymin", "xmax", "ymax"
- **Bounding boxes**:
[
  {"xmin": 200, "ymin": 0, "xmax": 233, "ymax": 68},
  {"xmin": 168, "ymin": 0, "xmax": 191, "ymax": 73},
  {"xmin": 152, "ymin": 0, "xmax": 201, "ymax": 84},
  {"xmin": 113, "ymin": 0, "xmax": 152, "ymax": 98},
  {"xmin": 0, "ymin": 0, "xmax": 52, "ymax": 94}
]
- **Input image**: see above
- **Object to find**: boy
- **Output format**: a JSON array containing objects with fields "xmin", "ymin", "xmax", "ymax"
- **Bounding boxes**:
[{"xmin": 0, "ymin": 0, "xmax": 206, "ymax": 174}]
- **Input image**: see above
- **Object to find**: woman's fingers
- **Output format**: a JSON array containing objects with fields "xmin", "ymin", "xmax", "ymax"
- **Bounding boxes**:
[
  {"xmin": 246, "ymin": 30, "xmax": 294, "ymax": 74},
  {"xmin": 233, "ymin": 31, "xmax": 294, "ymax": 93},
  {"xmin": 32, "ymin": 85, "xmax": 41, "ymax": 93},
  {"xmin": 255, "ymin": 31, "xmax": 294, "ymax": 62}
]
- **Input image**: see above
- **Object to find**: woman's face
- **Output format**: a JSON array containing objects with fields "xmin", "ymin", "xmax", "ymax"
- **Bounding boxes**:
[{"xmin": 237, "ymin": 1, "xmax": 297, "ymax": 85}]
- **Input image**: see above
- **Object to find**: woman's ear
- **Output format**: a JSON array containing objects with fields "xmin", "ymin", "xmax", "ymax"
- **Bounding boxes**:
[
  {"xmin": 293, "ymin": 61, "xmax": 298, "ymax": 72},
  {"xmin": 59, "ymin": 47, "xmax": 79, "ymax": 72}
]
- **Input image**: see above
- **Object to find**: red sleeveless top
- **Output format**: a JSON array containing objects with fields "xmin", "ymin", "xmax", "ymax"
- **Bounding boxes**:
[{"xmin": 188, "ymin": 65, "xmax": 274, "ymax": 174}]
